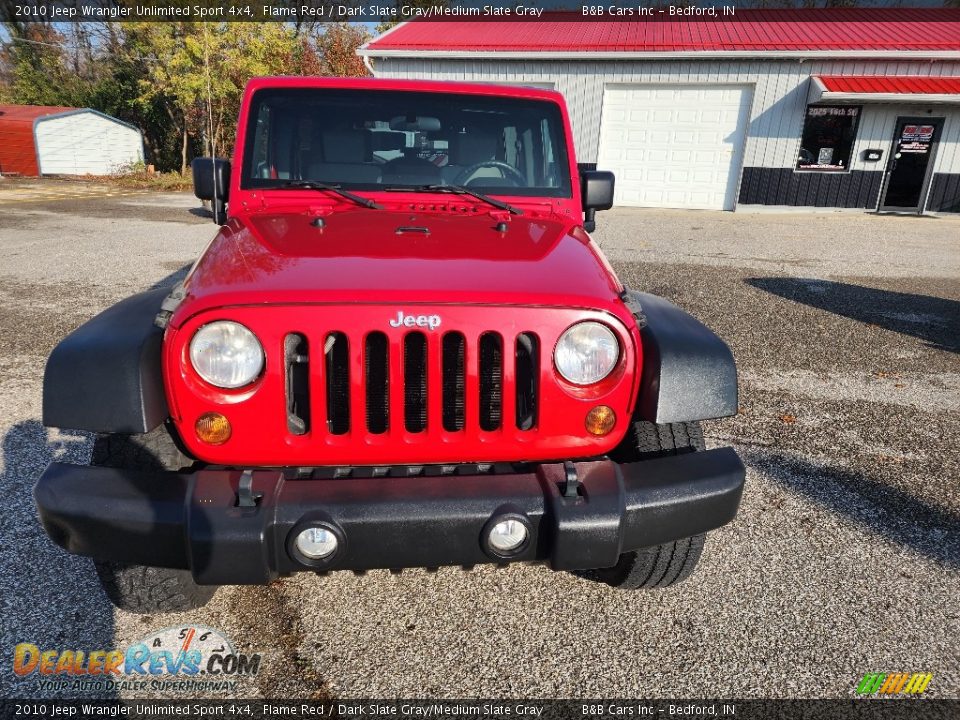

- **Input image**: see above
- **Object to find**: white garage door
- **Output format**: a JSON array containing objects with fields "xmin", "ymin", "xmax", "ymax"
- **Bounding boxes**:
[
  {"xmin": 597, "ymin": 85, "xmax": 752, "ymax": 210},
  {"xmin": 36, "ymin": 111, "xmax": 144, "ymax": 175}
]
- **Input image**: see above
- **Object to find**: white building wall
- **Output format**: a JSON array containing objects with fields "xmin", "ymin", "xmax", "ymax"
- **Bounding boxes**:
[
  {"xmin": 35, "ymin": 111, "xmax": 144, "ymax": 175},
  {"xmin": 371, "ymin": 57, "xmax": 960, "ymax": 178}
]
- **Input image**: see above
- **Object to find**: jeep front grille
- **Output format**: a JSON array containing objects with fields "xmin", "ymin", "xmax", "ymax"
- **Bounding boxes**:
[
  {"xmin": 403, "ymin": 333, "xmax": 428, "ymax": 433},
  {"xmin": 174, "ymin": 305, "xmax": 636, "ymax": 467},
  {"xmin": 287, "ymin": 329, "xmax": 540, "ymax": 438},
  {"xmin": 364, "ymin": 332, "xmax": 389, "ymax": 435},
  {"xmin": 478, "ymin": 333, "xmax": 503, "ymax": 431},
  {"xmin": 284, "ymin": 333, "xmax": 311, "ymax": 436},
  {"xmin": 324, "ymin": 332, "xmax": 350, "ymax": 435},
  {"xmin": 515, "ymin": 333, "xmax": 539, "ymax": 431},
  {"xmin": 441, "ymin": 332, "xmax": 466, "ymax": 432}
]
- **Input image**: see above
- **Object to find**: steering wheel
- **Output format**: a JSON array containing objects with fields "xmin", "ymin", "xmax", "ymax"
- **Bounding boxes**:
[{"xmin": 454, "ymin": 161, "xmax": 526, "ymax": 187}]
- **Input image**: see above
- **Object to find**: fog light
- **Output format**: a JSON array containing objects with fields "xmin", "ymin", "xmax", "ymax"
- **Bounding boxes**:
[
  {"xmin": 585, "ymin": 405, "xmax": 616, "ymax": 436},
  {"xmin": 195, "ymin": 412, "xmax": 231, "ymax": 444},
  {"xmin": 295, "ymin": 527, "xmax": 339, "ymax": 560},
  {"xmin": 488, "ymin": 519, "xmax": 528, "ymax": 553}
]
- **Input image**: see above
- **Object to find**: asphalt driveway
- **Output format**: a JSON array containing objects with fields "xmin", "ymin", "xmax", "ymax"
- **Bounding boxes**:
[{"xmin": 1, "ymin": 179, "xmax": 957, "ymax": 699}]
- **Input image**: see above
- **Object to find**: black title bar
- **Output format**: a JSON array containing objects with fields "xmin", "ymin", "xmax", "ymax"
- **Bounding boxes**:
[
  {"xmin": 1, "ymin": 0, "xmax": 958, "ymax": 23},
  {"xmin": 3, "ymin": 699, "xmax": 960, "ymax": 719}
]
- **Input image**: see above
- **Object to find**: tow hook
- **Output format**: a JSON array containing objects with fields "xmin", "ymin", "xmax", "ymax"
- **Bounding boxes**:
[
  {"xmin": 562, "ymin": 461, "xmax": 580, "ymax": 498},
  {"xmin": 236, "ymin": 469, "xmax": 262, "ymax": 508}
]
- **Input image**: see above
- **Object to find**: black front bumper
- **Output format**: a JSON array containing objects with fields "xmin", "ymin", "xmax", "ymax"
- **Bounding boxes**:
[{"xmin": 35, "ymin": 448, "xmax": 745, "ymax": 585}]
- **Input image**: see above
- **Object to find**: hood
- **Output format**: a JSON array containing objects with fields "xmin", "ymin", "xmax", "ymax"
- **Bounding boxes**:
[{"xmin": 175, "ymin": 208, "xmax": 623, "ymax": 323}]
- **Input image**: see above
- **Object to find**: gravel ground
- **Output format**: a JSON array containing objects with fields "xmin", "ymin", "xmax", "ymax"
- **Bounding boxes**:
[{"xmin": 1, "ymin": 181, "xmax": 957, "ymax": 700}]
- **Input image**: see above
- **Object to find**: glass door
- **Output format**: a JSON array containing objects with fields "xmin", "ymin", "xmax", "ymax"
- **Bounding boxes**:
[{"xmin": 880, "ymin": 117, "xmax": 943, "ymax": 213}]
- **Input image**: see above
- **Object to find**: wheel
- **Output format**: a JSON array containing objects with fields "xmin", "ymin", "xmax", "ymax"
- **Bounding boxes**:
[
  {"xmin": 453, "ymin": 160, "xmax": 526, "ymax": 187},
  {"xmin": 580, "ymin": 533, "xmax": 706, "ymax": 590},
  {"xmin": 578, "ymin": 420, "xmax": 708, "ymax": 590},
  {"xmin": 608, "ymin": 419, "xmax": 705, "ymax": 463},
  {"xmin": 90, "ymin": 424, "xmax": 217, "ymax": 613},
  {"xmin": 94, "ymin": 560, "xmax": 217, "ymax": 614},
  {"xmin": 90, "ymin": 421, "xmax": 193, "ymax": 472}
]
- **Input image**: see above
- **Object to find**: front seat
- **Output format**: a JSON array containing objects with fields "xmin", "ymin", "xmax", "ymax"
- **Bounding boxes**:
[
  {"xmin": 381, "ymin": 149, "xmax": 441, "ymax": 186},
  {"xmin": 308, "ymin": 129, "xmax": 381, "ymax": 185},
  {"xmin": 443, "ymin": 129, "xmax": 507, "ymax": 186}
]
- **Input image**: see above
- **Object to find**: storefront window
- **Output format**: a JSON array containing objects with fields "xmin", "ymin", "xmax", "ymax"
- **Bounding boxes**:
[{"xmin": 796, "ymin": 105, "xmax": 861, "ymax": 171}]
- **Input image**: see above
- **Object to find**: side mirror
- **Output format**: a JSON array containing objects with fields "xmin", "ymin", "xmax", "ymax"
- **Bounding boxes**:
[
  {"xmin": 192, "ymin": 157, "xmax": 231, "ymax": 224},
  {"xmin": 580, "ymin": 170, "xmax": 615, "ymax": 233}
]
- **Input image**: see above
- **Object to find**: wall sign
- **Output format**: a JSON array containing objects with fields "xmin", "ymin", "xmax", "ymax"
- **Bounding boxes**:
[
  {"xmin": 900, "ymin": 125, "xmax": 935, "ymax": 142},
  {"xmin": 898, "ymin": 125, "xmax": 934, "ymax": 155}
]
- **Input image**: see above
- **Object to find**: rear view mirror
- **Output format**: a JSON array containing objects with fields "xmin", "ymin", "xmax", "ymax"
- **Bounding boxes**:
[
  {"xmin": 580, "ymin": 170, "xmax": 615, "ymax": 232},
  {"xmin": 370, "ymin": 131, "xmax": 407, "ymax": 151},
  {"xmin": 389, "ymin": 115, "xmax": 441, "ymax": 132},
  {"xmin": 192, "ymin": 157, "xmax": 231, "ymax": 224}
]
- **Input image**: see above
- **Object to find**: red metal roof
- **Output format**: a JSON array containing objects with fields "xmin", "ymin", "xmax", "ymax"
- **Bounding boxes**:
[
  {"xmin": 0, "ymin": 105, "xmax": 76, "ymax": 176},
  {"xmin": 817, "ymin": 75, "xmax": 960, "ymax": 94},
  {"xmin": 0, "ymin": 104, "xmax": 75, "ymax": 123},
  {"xmin": 365, "ymin": 9, "xmax": 960, "ymax": 54}
]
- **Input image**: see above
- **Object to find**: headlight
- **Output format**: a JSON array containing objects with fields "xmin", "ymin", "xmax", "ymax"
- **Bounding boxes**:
[
  {"xmin": 554, "ymin": 321, "xmax": 620, "ymax": 385},
  {"xmin": 189, "ymin": 321, "xmax": 264, "ymax": 389}
]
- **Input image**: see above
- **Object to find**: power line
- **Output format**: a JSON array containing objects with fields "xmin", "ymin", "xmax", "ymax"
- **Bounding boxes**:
[
  {"xmin": 2, "ymin": 35, "xmax": 70, "ymax": 49},
  {"xmin": 1, "ymin": 31, "xmax": 206, "ymax": 64}
]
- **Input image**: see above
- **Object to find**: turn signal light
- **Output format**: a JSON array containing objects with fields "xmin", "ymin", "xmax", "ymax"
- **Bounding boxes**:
[
  {"xmin": 195, "ymin": 412, "xmax": 231, "ymax": 445},
  {"xmin": 585, "ymin": 405, "xmax": 616, "ymax": 436}
]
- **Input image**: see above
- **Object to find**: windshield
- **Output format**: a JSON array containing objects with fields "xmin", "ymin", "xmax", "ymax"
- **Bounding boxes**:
[{"xmin": 241, "ymin": 88, "xmax": 572, "ymax": 198}]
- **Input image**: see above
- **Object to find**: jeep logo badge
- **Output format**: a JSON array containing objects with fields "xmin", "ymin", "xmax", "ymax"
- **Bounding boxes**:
[{"xmin": 390, "ymin": 311, "xmax": 441, "ymax": 330}]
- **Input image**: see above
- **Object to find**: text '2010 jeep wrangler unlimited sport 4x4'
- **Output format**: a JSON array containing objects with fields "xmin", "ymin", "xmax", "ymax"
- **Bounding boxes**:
[{"xmin": 36, "ymin": 77, "xmax": 744, "ymax": 613}]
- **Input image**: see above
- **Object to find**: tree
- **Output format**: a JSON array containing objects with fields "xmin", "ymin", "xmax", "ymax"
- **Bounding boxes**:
[
  {"xmin": 0, "ymin": 20, "xmax": 372, "ymax": 173},
  {"xmin": 374, "ymin": 0, "xmax": 449, "ymax": 34},
  {"xmin": 314, "ymin": 22, "xmax": 369, "ymax": 77},
  {"xmin": 122, "ymin": 22, "xmax": 297, "ymax": 172},
  {"xmin": 0, "ymin": 23, "xmax": 88, "ymax": 106}
]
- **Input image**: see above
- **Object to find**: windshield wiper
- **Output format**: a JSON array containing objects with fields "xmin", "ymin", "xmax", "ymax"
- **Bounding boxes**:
[
  {"xmin": 386, "ymin": 184, "xmax": 523, "ymax": 215},
  {"xmin": 274, "ymin": 181, "xmax": 383, "ymax": 210}
]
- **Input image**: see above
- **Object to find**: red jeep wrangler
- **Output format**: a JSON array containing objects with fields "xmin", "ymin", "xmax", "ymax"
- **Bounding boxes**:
[{"xmin": 36, "ymin": 78, "xmax": 744, "ymax": 613}]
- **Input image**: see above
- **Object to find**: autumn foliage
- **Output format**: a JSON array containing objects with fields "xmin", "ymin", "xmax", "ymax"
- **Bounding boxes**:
[{"xmin": 0, "ymin": 21, "xmax": 370, "ymax": 173}]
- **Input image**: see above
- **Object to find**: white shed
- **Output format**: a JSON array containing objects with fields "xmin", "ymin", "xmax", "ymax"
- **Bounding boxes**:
[{"xmin": 33, "ymin": 109, "xmax": 144, "ymax": 175}]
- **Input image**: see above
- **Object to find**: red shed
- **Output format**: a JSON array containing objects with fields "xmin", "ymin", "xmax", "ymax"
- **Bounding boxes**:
[{"xmin": 0, "ymin": 105, "xmax": 74, "ymax": 176}]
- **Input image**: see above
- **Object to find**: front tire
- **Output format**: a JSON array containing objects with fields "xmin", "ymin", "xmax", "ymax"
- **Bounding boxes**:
[
  {"xmin": 94, "ymin": 561, "xmax": 217, "ymax": 614},
  {"xmin": 90, "ymin": 424, "xmax": 217, "ymax": 613},
  {"xmin": 578, "ymin": 420, "xmax": 708, "ymax": 590},
  {"xmin": 580, "ymin": 533, "xmax": 706, "ymax": 590}
]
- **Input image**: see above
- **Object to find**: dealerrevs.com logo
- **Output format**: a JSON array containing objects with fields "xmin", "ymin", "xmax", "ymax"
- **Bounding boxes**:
[
  {"xmin": 856, "ymin": 672, "xmax": 933, "ymax": 696},
  {"xmin": 13, "ymin": 625, "xmax": 261, "ymax": 693}
]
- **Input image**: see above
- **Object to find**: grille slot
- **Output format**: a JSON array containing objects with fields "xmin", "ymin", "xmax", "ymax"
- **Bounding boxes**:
[
  {"xmin": 284, "ymin": 333, "xmax": 310, "ymax": 435},
  {"xmin": 442, "ymin": 332, "xmax": 466, "ymax": 431},
  {"xmin": 479, "ymin": 332, "xmax": 503, "ymax": 431},
  {"xmin": 365, "ymin": 332, "xmax": 389, "ymax": 434},
  {"xmin": 325, "ymin": 332, "xmax": 350, "ymax": 435},
  {"xmin": 515, "ymin": 333, "xmax": 539, "ymax": 431},
  {"xmin": 404, "ymin": 332, "xmax": 428, "ymax": 433}
]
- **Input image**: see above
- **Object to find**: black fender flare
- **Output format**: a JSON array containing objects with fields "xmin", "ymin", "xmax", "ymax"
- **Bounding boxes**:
[
  {"xmin": 43, "ymin": 288, "xmax": 169, "ymax": 433},
  {"xmin": 626, "ymin": 290, "xmax": 738, "ymax": 424}
]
